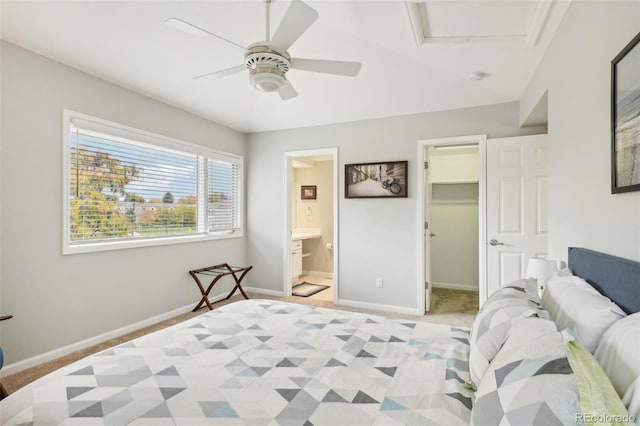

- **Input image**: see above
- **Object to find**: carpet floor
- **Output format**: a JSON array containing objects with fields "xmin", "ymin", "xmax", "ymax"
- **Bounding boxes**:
[{"xmin": 1, "ymin": 287, "xmax": 478, "ymax": 395}]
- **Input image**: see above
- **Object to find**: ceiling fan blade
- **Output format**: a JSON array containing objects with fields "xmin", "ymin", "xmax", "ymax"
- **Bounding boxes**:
[
  {"xmin": 290, "ymin": 58, "xmax": 362, "ymax": 77},
  {"xmin": 165, "ymin": 18, "xmax": 246, "ymax": 52},
  {"xmin": 279, "ymin": 79, "xmax": 298, "ymax": 100},
  {"xmin": 270, "ymin": 0, "xmax": 319, "ymax": 52},
  {"xmin": 193, "ymin": 64, "xmax": 246, "ymax": 80}
]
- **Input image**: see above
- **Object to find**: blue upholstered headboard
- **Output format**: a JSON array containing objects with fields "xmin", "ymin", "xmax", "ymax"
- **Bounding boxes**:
[{"xmin": 568, "ymin": 247, "xmax": 640, "ymax": 314}]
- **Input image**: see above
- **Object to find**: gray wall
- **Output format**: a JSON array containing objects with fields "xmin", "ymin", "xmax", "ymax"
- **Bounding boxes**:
[
  {"xmin": 521, "ymin": 0, "xmax": 640, "ymax": 262},
  {"xmin": 246, "ymin": 104, "xmax": 545, "ymax": 311},
  {"xmin": 431, "ymin": 184, "xmax": 479, "ymax": 291},
  {"xmin": 0, "ymin": 42, "xmax": 247, "ymax": 364}
]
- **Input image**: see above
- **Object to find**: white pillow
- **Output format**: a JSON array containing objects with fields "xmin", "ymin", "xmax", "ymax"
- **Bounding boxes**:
[
  {"xmin": 555, "ymin": 267, "xmax": 573, "ymax": 278},
  {"xmin": 541, "ymin": 274, "xmax": 626, "ymax": 352},
  {"xmin": 594, "ymin": 312, "xmax": 640, "ymax": 398},
  {"xmin": 623, "ymin": 377, "xmax": 640, "ymax": 426},
  {"xmin": 511, "ymin": 277, "xmax": 540, "ymax": 296}
]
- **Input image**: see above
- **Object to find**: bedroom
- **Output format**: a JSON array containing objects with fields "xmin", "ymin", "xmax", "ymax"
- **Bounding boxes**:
[{"xmin": 1, "ymin": 0, "xmax": 639, "ymax": 424}]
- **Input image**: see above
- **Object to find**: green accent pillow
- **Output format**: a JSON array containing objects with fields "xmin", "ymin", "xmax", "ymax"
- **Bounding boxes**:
[{"xmin": 566, "ymin": 340, "xmax": 634, "ymax": 426}]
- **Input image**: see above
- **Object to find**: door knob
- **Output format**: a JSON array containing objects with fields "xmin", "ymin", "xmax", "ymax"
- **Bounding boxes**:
[
  {"xmin": 430, "ymin": 233, "xmax": 436, "ymax": 237},
  {"xmin": 489, "ymin": 239, "xmax": 505, "ymax": 246}
]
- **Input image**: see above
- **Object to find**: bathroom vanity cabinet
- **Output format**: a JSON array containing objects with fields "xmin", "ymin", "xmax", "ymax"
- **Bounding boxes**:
[
  {"xmin": 290, "ymin": 228, "xmax": 321, "ymax": 282},
  {"xmin": 291, "ymin": 240, "xmax": 303, "ymax": 280}
]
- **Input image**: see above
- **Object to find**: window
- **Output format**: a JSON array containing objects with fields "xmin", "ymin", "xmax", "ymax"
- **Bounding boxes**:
[{"xmin": 63, "ymin": 111, "xmax": 243, "ymax": 254}]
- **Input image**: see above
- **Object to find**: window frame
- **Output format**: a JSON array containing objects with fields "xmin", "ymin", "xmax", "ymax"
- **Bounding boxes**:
[{"xmin": 62, "ymin": 109, "xmax": 243, "ymax": 255}]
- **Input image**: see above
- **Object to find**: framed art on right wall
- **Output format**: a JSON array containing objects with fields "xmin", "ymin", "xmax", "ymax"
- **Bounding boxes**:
[{"xmin": 611, "ymin": 31, "xmax": 640, "ymax": 194}]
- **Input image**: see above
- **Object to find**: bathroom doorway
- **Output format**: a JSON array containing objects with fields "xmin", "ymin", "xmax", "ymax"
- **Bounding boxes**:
[{"xmin": 283, "ymin": 148, "xmax": 338, "ymax": 303}]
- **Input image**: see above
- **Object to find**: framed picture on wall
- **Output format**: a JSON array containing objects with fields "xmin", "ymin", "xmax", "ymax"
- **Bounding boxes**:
[
  {"xmin": 345, "ymin": 161, "xmax": 408, "ymax": 198},
  {"xmin": 301, "ymin": 185, "xmax": 317, "ymax": 200},
  {"xmin": 611, "ymin": 31, "xmax": 640, "ymax": 194}
]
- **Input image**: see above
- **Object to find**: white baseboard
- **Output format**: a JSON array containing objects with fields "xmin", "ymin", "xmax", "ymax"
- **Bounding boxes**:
[
  {"xmin": 433, "ymin": 281, "xmax": 479, "ymax": 292},
  {"xmin": 243, "ymin": 286, "xmax": 284, "ymax": 297},
  {"xmin": 301, "ymin": 270, "xmax": 333, "ymax": 279},
  {"xmin": 1, "ymin": 293, "xmax": 228, "ymax": 377},
  {"xmin": 337, "ymin": 298, "xmax": 421, "ymax": 316}
]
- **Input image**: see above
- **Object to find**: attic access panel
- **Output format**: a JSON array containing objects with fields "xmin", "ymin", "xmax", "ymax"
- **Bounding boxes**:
[{"xmin": 406, "ymin": 0, "xmax": 553, "ymax": 47}]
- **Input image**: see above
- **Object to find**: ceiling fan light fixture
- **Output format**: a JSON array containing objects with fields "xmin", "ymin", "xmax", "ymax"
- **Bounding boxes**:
[{"xmin": 250, "ymin": 68, "xmax": 286, "ymax": 93}]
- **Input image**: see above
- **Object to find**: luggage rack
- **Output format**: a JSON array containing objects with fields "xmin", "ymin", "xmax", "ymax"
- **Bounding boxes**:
[{"xmin": 188, "ymin": 263, "xmax": 252, "ymax": 311}]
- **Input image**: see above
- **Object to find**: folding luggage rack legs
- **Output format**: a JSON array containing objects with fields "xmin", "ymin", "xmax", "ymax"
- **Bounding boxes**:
[{"xmin": 188, "ymin": 263, "xmax": 253, "ymax": 311}]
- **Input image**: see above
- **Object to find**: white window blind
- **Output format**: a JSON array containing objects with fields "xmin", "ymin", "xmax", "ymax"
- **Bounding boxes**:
[
  {"xmin": 64, "ymin": 111, "xmax": 243, "ymax": 253},
  {"xmin": 208, "ymin": 159, "xmax": 240, "ymax": 232}
]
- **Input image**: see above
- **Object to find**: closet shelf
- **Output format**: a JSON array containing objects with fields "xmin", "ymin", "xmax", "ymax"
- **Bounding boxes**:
[{"xmin": 431, "ymin": 180, "xmax": 479, "ymax": 185}]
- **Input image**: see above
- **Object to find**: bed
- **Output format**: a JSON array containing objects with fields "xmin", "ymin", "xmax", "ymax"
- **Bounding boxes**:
[{"xmin": 1, "ymin": 247, "xmax": 639, "ymax": 425}]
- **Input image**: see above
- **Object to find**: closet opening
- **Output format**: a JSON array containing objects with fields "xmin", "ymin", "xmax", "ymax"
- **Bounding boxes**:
[
  {"xmin": 417, "ymin": 135, "xmax": 486, "ymax": 315},
  {"xmin": 428, "ymin": 145, "xmax": 480, "ymax": 313}
]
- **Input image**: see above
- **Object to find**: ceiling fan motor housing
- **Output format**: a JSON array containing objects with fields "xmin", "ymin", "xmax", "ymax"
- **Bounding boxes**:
[{"xmin": 245, "ymin": 44, "xmax": 290, "ymax": 93}]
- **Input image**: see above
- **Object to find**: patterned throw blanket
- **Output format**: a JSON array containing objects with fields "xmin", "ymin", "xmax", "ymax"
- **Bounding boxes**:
[{"xmin": 1, "ymin": 300, "xmax": 473, "ymax": 425}]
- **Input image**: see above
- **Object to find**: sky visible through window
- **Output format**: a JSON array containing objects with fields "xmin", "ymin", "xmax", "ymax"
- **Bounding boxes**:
[{"xmin": 73, "ymin": 133, "xmax": 233, "ymax": 202}]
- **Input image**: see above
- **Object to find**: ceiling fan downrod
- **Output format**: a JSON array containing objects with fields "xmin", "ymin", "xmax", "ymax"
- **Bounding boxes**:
[{"xmin": 265, "ymin": 0, "xmax": 271, "ymax": 43}]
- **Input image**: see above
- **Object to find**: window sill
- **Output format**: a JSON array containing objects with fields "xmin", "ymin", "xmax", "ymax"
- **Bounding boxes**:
[{"xmin": 63, "ymin": 231, "xmax": 243, "ymax": 255}]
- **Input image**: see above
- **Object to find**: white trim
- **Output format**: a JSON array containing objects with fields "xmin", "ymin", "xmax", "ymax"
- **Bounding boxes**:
[
  {"xmin": 404, "ymin": 2, "xmax": 424, "ymax": 48},
  {"xmin": 283, "ymin": 148, "xmax": 339, "ymax": 304},
  {"xmin": 283, "ymin": 154, "xmax": 292, "ymax": 297},
  {"xmin": 526, "ymin": 0, "xmax": 554, "ymax": 46},
  {"xmin": 433, "ymin": 281, "xmax": 480, "ymax": 292},
  {"xmin": 242, "ymin": 286, "xmax": 284, "ymax": 297},
  {"xmin": 301, "ymin": 270, "xmax": 334, "ymax": 279},
  {"xmin": 478, "ymin": 137, "xmax": 488, "ymax": 308},
  {"xmin": 337, "ymin": 298, "xmax": 421, "ymax": 316},
  {"xmin": 1, "ymin": 293, "xmax": 226, "ymax": 377},
  {"xmin": 417, "ymin": 135, "xmax": 487, "ymax": 315},
  {"xmin": 405, "ymin": 0, "xmax": 552, "ymax": 47},
  {"xmin": 63, "ymin": 232, "xmax": 243, "ymax": 255}
]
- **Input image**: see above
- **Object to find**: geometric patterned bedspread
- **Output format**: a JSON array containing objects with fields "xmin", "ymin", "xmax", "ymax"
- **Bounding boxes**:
[{"xmin": 0, "ymin": 300, "xmax": 472, "ymax": 425}]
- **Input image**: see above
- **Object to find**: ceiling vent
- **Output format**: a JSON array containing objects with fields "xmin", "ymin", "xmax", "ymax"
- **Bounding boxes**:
[{"xmin": 405, "ymin": 0, "xmax": 553, "ymax": 47}]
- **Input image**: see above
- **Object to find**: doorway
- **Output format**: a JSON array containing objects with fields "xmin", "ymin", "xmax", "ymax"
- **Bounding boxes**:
[
  {"xmin": 430, "ymin": 145, "xmax": 480, "ymax": 299},
  {"xmin": 283, "ymin": 148, "xmax": 338, "ymax": 303},
  {"xmin": 417, "ymin": 135, "xmax": 487, "ymax": 314}
]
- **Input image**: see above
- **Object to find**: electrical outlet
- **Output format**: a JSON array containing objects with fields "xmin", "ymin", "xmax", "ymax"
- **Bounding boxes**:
[{"xmin": 376, "ymin": 278, "xmax": 383, "ymax": 288}]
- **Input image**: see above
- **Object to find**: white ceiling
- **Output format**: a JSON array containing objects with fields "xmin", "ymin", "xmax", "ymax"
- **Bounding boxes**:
[{"xmin": 0, "ymin": 1, "xmax": 570, "ymax": 133}]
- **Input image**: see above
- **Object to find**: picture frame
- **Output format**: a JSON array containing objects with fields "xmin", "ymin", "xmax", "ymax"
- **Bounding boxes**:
[
  {"xmin": 301, "ymin": 185, "xmax": 317, "ymax": 200},
  {"xmin": 345, "ymin": 161, "xmax": 408, "ymax": 198},
  {"xmin": 611, "ymin": 32, "xmax": 640, "ymax": 194}
]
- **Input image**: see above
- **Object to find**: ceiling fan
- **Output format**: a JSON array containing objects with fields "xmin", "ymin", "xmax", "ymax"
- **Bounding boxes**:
[{"xmin": 166, "ymin": 0, "xmax": 361, "ymax": 101}]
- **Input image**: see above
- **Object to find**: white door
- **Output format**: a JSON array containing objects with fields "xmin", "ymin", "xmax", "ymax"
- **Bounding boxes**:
[
  {"xmin": 424, "ymin": 147, "xmax": 433, "ymax": 312},
  {"xmin": 486, "ymin": 134, "xmax": 548, "ymax": 296}
]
